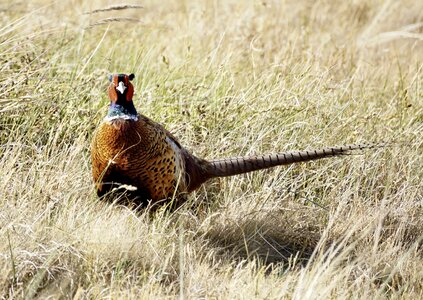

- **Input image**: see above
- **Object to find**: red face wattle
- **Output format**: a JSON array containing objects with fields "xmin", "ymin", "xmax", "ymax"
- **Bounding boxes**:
[{"xmin": 108, "ymin": 73, "xmax": 135, "ymax": 103}]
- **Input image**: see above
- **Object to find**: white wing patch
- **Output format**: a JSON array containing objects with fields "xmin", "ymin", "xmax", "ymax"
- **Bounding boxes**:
[{"xmin": 166, "ymin": 136, "xmax": 186, "ymax": 190}]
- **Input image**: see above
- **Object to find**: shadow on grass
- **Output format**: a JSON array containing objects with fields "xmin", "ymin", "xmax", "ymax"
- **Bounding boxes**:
[
  {"xmin": 100, "ymin": 190, "xmax": 327, "ymax": 268},
  {"xmin": 201, "ymin": 209, "xmax": 325, "ymax": 268}
]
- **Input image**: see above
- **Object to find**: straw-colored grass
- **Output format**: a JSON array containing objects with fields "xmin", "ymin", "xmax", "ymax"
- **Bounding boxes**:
[{"xmin": 0, "ymin": 0, "xmax": 422, "ymax": 298}]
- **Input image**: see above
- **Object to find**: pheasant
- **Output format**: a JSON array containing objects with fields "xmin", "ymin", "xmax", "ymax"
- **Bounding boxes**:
[{"xmin": 91, "ymin": 73, "xmax": 380, "ymax": 206}]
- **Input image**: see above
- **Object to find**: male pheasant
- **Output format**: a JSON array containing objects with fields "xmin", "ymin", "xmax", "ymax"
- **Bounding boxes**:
[{"xmin": 91, "ymin": 73, "xmax": 379, "ymax": 206}]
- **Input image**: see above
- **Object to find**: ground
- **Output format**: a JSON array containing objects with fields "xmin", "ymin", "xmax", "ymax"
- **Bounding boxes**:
[{"xmin": 0, "ymin": 0, "xmax": 422, "ymax": 298}]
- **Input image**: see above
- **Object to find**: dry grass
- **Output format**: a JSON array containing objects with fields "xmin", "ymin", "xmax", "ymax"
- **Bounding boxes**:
[{"xmin": 0, "ymin": 0, "xmax": 422, "ymax": 298}]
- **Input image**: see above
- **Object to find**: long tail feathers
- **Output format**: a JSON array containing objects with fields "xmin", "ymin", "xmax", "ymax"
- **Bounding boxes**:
[{"xmin": 206, "ymin": 143, "xmax": 384, "ymax": 178}]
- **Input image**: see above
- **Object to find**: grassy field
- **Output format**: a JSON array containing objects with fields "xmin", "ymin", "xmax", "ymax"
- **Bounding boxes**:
[{"xmin": 0, "ymin": 0, "xmax": 422, "ymax": 298}]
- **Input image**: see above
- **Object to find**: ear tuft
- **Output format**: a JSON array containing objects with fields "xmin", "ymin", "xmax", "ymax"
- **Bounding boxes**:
[
  {"xmin": 108, "ymin": 75, "xmax": 113, "ymax": 82},
  {"xmin": 128, "ymin": 73, "xmax": 135, "ymax": 81}
]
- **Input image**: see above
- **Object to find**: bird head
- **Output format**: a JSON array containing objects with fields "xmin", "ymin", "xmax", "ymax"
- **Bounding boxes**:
[{"xmin": 108, "ymin": 73, "xmax": 135, "ymax": 104}]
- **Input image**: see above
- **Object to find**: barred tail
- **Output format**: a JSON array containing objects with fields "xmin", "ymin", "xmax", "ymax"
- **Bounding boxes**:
[{"xmin": 206, "ymin": 143, "xmax": 381, "ymax": 178}]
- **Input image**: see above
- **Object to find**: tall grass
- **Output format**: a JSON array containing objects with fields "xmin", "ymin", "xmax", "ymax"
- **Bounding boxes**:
[{"xmin": 0, "ymin": 0, "xmax": 422, "ymax": 298}]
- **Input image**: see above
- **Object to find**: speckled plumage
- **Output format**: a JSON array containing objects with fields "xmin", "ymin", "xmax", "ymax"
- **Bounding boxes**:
[
  {"xmin": 91, "ymin": 73, "xmax": 383, "ymax": 207},
  {"xmin": 92, "ymin": 115, "xmax": 191, "ymax": 202}
]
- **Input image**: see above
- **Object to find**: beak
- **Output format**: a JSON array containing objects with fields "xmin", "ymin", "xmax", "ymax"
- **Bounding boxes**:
[{"xmin": 116, "ymin": 81, "xmax": 127, "ymax": 94}]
